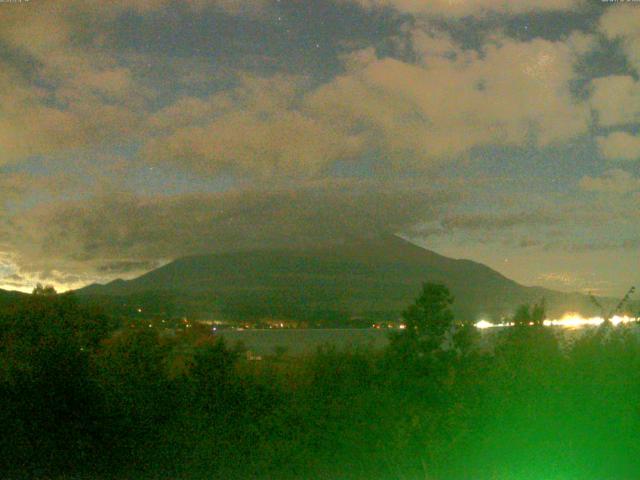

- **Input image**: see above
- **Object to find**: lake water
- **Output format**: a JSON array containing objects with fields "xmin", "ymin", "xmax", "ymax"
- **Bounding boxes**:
[
  {"xmin": 217, "ymin": 328, "xmax": 390, "ymax": 355},
  {"xmin": 216, "ymin": 323, "xmax": 639, "ymax": 356}
]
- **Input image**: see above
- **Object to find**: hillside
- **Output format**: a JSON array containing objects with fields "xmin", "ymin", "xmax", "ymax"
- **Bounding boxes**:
[
  {"xmin": 0, "ymin": 288, "xmax": 27, "ymax": 308},
  {"xmin": 76, "ymin": 235, "xmax": 600, "ymax": 323}
]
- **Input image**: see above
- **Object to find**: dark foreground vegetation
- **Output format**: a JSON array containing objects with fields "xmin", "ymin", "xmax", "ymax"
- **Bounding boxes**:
[{"xmin": 2, "ymin": 284, "xmax": 640, "ymax": 479}]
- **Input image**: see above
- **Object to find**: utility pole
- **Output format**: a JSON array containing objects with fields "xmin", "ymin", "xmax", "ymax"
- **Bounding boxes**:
[{"xmin": 589, "ymin": 286, "xmax": 636, "ymax": 323}]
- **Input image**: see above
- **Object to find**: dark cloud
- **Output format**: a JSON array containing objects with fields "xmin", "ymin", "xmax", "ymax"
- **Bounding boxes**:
[
  {"xmin": 96, "ymin": 260, "xmax": 162, "ymax": 274},
  {"xmin": 559, "ymin": 238, "xmax": 640, "ymax": 252},
  {"xmin": 4, "ymin": 273, "xmax": 23, "ymax": 282},
  {"xmin": 6, "ymin": 181, "xmax": 454, "ymax": 277},
  {"xmin": 440, "ymin": 211, "xmax": 563, "ymax": 232}
]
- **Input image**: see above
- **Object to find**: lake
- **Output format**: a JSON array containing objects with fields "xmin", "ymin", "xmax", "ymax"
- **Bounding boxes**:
[
  {"xmin": 216, "ymin": 328, "xmax": 391, "ymax": 355},
  {"xmin": 215, "ymin": 323, "xmax": 640, "ymax": 356}
]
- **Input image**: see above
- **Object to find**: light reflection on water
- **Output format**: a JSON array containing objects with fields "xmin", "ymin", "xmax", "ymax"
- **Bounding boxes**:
[
  {"xmin": 217, "ymin": 314, "xmax": 639, "ymax": 355},
  {"xmin": 475, "ymin": 314, "xmax": 638, "ymax": 330}
]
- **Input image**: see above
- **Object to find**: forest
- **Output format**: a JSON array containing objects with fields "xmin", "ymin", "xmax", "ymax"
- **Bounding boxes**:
[{"xmin": 2, "ymin": 284, "xmax": 640, "ymax": 480}]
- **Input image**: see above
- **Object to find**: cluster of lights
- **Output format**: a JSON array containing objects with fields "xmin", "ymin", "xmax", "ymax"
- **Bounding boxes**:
[{"xmin": 475, "ymin": 313, "xmax": 639, "ymax": 330}]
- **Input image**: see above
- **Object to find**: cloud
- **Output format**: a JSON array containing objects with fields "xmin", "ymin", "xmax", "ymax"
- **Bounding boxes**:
[
  {"xmin": 600, "ymin": 4, "xmax": 640, "ymax": 74},
  {"xmin": 439, "ymin": 210, "xmax": 563, "ymax": 232},
  {"xmin": 597, "ymin": 131, "xmax": 640, "ymax": 161},
  {"xmin": 580, "ymin": 169, "xmax": 640, "ymax": 194},
  {"xmin": 306, "ymin": 33, "xmax": 590, "ymax": 167},
  {"xmin": 138, "ymin": 24, "xmax": 592, "ymax": 178},
  {"xmin": 417, "ymin": 197, "xmax": 639, "ymax": 250},
  {"xmin": 535, "ymin": 270, "xmax": 611, "ymax": 293},
  {"xmin": 0, "ymin": 0, "xmax": 629, "ymax": 294},
  {"xmin": 0, "ymin": 172, "xmax": 76, "ymax": 210},
  {"xmin": 47, "ymin": 0, "xmax": 269, "ymax": 17},
  {"xmin": 204, "ymin": 0, "xmax": 270, "ymax": 16},
  {"xmin": 595, "ymin": 3, "xmax": 640, "ymax": 158},
  {"xmin": 0, "ymin": 0, "xmax": 272, "ymax": 167},
  {"xmin": 0, "ymin": 0, "xmax": 592, "ymax": 178},
  {"xmin": 562, "ymin": 239, "xmax": 640, "ymax": 252},
  {"xmin": 143, "ymin": 75, "xmax": 366, "ymax": 178},
  {"xmin": 5, "ymin": 181, "xmax": 453, "ymax": 279},
  {"xmin": 0, "ymin": 3, "xmax": 151, "ymax": 165},
  {"xmin": 0, "ymin": 173, "xmax": 30, "ymax": 204},
  {"xmin": 345, "ymin": 0, "xmax": 580, "ymax": 18},
  {"xmin": 95, "ymin": 260, "xmax": 163, "ymax": 274},
  {"xmin": 590, "ymin": 75, "xmax": 640, "ymax": 127}
]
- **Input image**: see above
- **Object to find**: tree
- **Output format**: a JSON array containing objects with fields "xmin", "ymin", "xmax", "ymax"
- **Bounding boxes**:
[
  {"xmin": 32, "ymin": 283, "xmax": 57, "ymax": 296},
  {"xmin": 512, "ymin": 299, "xmax": 546, "ymax": 327},
  {"xmin": 512, "ymin": 304, "xmax": 531, "ymax": 327},
  {"xmin": 0, "ymin": 290, "xmax": 113, "ymax": 476},
  {"xmin": 390, "ymin": 282, "xmax": 456, "ymax": 359},
  {"xmin": 531, "ymin": 298, "xmax": 546, "ymax": 326}
]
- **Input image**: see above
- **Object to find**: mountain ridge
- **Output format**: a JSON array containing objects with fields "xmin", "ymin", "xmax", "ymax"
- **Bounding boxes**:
[{"xmin": 75, "ymin": 235, "xmax": 602, "ymax": 322}]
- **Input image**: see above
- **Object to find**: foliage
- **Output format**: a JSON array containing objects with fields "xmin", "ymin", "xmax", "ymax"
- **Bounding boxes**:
[
  {"xmin": 389, "ymin": 282, "xmax": 454, "ymax": 360},
  {"xmin": 4, "ymin": 286, "xmax": 640, "ymax": 479},
  {"xmin": 32, "ymin": 283, "xmax": 58, "ymax": 296},
  {"xmin": 512, "ymin": 298, "xmax": 546, "ymax": 326},
  {"xmin": 0, "ymin": 292, "xmax": 114, "ymax": 477}
]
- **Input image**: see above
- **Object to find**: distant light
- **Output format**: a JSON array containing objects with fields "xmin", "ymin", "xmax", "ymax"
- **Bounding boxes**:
[
  {"xmin": 611, "ymin": 315, "xmax": 637, "ymax": 326},
  {"xmin": 544, "ymin": 313, "xmax": 637, "ymax": 328},
  {"xmin": 399, "ymin": 324, "xmax": 406, "ymax": 330},
  {"xmin": 474, "ymin": 313, "xmax": 638, "ymax": 330},
  {"xmin": 475, "ymin": 320, "xmax": 495, "ymax": 329},
  {"xmin": 474, "ymin": 320, "xmax": 514, "ymax": 329}
]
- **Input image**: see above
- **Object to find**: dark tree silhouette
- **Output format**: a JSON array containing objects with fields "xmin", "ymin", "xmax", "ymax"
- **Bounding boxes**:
[
  {"xmin": 531, "ymin": 298, "xmax": 546, "ymax": 326},
  {"xmin": 389, "ymin": 282, "xmax": 460, "ymax": 362},
  {"xmin": 512, "ymin": 299, "xmax": 546, "ymax": 327},
  {"xmin": 513, "ymin": 304, "xmax": 531, "ymax": 327},
  {"xmin": 32, "ymin": 283, "xmax": 57, "ymax": 296},
  {"xmin": 405, "ymin": 283, "xmax": 454, "ymax": 343}
]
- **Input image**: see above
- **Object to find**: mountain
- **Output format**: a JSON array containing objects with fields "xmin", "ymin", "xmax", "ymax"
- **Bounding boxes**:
[
  {"xmin": 0, "ymin": 288, "xmax": 27, "ymax": 308},
  {"xmin": 76, "ymin": 235, "xmax": 601, "ymax": 323}
]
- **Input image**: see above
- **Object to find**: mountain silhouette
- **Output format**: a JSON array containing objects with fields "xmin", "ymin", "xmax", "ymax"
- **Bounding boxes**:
[
  {"xmin": 0, "ymin": 288, "xmax": 27, "ymax": 307},
  {"xmin": 76, "ymin": 235, "xmax": 599, "ymax": 323}
]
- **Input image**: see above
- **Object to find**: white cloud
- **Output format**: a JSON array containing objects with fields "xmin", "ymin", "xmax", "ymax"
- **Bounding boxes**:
[
  {"xmin": 591, "ymin": 75, "xmax": 640, "ymax": 127},
  {"xmin": 0, "ymin": 0, "xmax": 267, "ymax": 167},
  {"xmin": 600, "ymin": 4, "xmax": 640, "ymax": 74},
  {"xmin": 346, "ymin": 0, "xmax": 580, "ymax": 17},
  {"xmin": 0, "ymin": 3, "xmax": 150, "ymax": 165},
  {"xmin": 580, "ymin": 169, "xmax": 640, "ymax": 194},
  {"xmin": 73, "ymin": 0, "xmax": 268, "ymax": 16},
  {"xmin": 597, "ymin": 131, "xmax": 640, "ymax": 161},
  {"xmin": 306, "ymin": 34, "xmax": 590, "ymax": 167},
  {"xmin": 143, "ymin": 75, "xmax": 366, "ymax": 178},
  {"xmin": 140, "ymin": 30, "xmax": 592, "ymax": 179}
]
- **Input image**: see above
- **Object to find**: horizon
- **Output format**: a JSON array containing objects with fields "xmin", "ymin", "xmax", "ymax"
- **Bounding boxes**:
[{"xmin": 0, "ymin": 231, "xmax": 634, "ymax": 298}]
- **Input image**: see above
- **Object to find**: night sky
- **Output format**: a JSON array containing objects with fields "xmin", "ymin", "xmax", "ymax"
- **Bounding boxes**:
[{"xmin": 0, "ymin": 0, "xmax": 638, "ymax": 296}]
